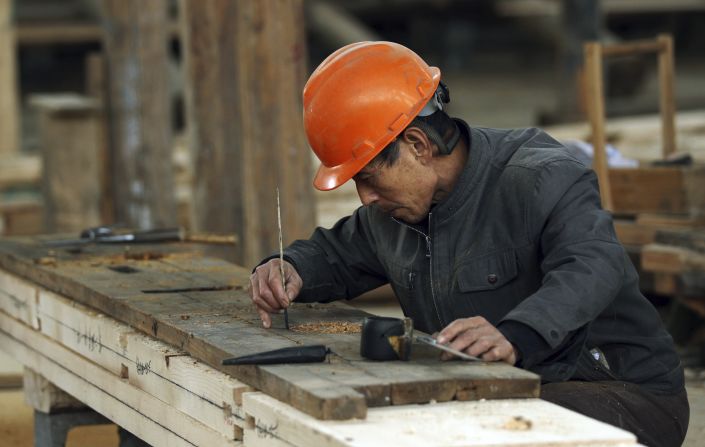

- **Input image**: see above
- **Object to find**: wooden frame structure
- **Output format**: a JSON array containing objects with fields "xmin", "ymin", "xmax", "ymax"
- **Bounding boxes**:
[{"xmin": 584, "ymin": 34, "xmax": 677, "ymax": 211}]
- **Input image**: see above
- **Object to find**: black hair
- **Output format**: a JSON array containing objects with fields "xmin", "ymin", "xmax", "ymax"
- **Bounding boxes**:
[{"xmin": 369, "ymin": 109, "xmax": 457, "ymax": 168}]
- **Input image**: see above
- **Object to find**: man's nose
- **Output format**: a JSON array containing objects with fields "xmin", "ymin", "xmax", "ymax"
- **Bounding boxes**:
[{"xmin": 356, "ymin": 183, "xmax": 379, "ymax": 207}]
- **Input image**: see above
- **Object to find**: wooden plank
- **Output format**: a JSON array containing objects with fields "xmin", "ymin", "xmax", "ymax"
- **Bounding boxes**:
[
  {"xmin": 242, "ymin": 393, "xmax": 638, "ymax": 447},
  {"xmin": 654, "ymin": 228, "xmax": 705, "ymax": 254},
  {"xmin": 613, "ymin": 219, "xmax": 657, "ymax": 246},
  {"xmin": 15, "ymin": 21, "xmax": 181, "ymax": 45},
  {"xmin": 0, "ymin": 154, "xmax": 40, "ymax": 190},
  {"xmin": 0, "ymin": 240, "xmax": 540, "ymax": 420},
  {"xmin": 0, "ymin": 0, "xmax": 19, "ymax": 156},
  {"xmin": 23, "ymin": 367, "xmax": 85, "ymax": 413},
  {"xmin": 85, "ymin": 52, "xmax": 115, "ymax": 225},
  {"xmin": 0, "ymin": 266, "xmax": 38, "ymax": 326},
  {"xmin": 601, "ymin": 38, "xmax": 665, "ymax": 57},
  {"xmin": 31, "ymin": 282, "xmax": 249, "ymax": 439},
  {"xmin": 684, "ymin": 165, "xmax": 705, "ymax": 216},
  {"xmin": 0, "ymin": 311, "xmax": 240, "ymax": 447},
  {"xmin": 608, "ymin": 167, "xmax": 688, "ymax": 215},
  {"xmin": 642, "ymin": 244, "xmax": 705, "ymax": 274},
  {"xmin": 0, "ymin": 268, "xmax": 252, "ymax": 438},
  {"xmin": 102, "ymin": 0, "xmax": 177, "ymax": 229},
  {"xmin": 180, "ymin": 0, "xmax": 316, "ymax": 267},
  {"xmin": 0, "ymin": 196, "xmax": 43, "ymax": 236},
  {"xmin": 636, "ymin": 213, "xmax": 705, "ymax": 228},
  {"xmin": 30, "ymin": 94, "xmax": 102, "ymax": 233}
]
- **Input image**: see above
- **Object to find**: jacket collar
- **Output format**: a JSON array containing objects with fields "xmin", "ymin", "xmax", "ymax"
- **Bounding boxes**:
[{"xmin": 429, "ymin": 119, "xmax": 489, "ymax": 223}]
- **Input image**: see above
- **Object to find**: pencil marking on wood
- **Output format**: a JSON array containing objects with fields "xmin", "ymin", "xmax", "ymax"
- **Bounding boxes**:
[{"xmin": 136, "ymin": 358, "xmax": 152, "ymax": 375}]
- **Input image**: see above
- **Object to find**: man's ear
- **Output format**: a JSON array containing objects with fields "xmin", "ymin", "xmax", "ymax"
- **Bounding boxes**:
[{"xmin": 401, "ymin": 126, "xmax": 433, "ymax": 160}]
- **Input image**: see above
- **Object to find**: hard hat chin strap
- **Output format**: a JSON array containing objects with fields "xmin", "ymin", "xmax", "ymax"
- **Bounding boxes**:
[
  {"xmin": 412, "ymin": 81, "xmax": 459, "ymax": 155},
  {"xmin": 411, "ymin": 119, "xmax": 461, "ymax": 156}
]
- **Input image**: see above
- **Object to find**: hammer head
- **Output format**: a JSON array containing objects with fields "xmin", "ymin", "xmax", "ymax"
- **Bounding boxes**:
[{"xmin": 360, "ymin": 316, "xmax": 413, "ymax": 361}]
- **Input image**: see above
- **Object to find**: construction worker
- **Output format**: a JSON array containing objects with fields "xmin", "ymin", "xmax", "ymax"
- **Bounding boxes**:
[{"xmin": 249, "ymin": 41, "xmax": 688, "ymax": 447}]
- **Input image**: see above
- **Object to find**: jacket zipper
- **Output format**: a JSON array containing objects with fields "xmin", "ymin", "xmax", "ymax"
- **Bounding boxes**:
[{"xmin": 393, "ymin": 214, "xmax": 444, "ymax": 327}]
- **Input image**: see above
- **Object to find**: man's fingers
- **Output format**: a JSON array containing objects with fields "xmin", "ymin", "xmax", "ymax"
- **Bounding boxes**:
[
  {"xmin": 437, "ymin": 316, "xmax": 487, "ymax": 344},
  {"xmin": 267, "ymin": 267, "xmax": 290, "ymax": 308},
  {"xmin": 257, "ymin": 306, "xmax": 272, "ymax": 329},
  {"xmin": 256, "ymin": 269, "xmax": 282, "ymax": 311}
]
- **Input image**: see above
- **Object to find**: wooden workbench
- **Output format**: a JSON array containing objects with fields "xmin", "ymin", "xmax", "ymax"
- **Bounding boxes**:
[{"xmin": 0, "ymin": 236, "xmax": 639, "ymax": 446}]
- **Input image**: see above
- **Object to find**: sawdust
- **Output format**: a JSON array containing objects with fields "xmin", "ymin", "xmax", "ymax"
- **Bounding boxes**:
[
  {"xmin": 502, "ymin": 415, "xmax": 532, "ymax": 431},
  {"xmin": 290, "ymin": 321, "xmax": 362, "ymax": 334},
  {"xmin": 123, "ymin": 251, "xmax": 165, "ymax": 261}
]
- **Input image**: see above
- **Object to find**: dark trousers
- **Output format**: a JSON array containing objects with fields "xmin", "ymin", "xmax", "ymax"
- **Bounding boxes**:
[{"xmin": 541, "ymin": 381, "xmax": 689, "ymax": 447}]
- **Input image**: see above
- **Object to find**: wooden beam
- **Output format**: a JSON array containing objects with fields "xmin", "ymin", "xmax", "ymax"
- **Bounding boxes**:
[
  {"xmin": 600, "ymin": 39, "xmax": 666, "ymax": 57},
  {"xmin": 657, "ymin": 34, "xmax": 677, "ymax": 157},
  {"xmin": 0, "ymin": 0, "xmax": 19, "ymax": 155},
  {"xmin": 0, "ymin": 311, "xmax": 241, "ymax": 447},
  {"xmin": 0, "ymin": 268, "xmax": 250, "ymax": 439},
  {"xmin": 583, "ymin": 41, "xmax": 613, "ymax": 211},
  {"xmin": 0, "ymin": 243, "xmax": 539, "ymax": 421},
  {"xmin": 30, "ymin": 94, "xmax": 102, "ymax": 233},
  {"xmin": 23, "ymin": 367, "xmax": 85, "ymax": 414},
  {"xmin": 613, "ymin": 219, "xmax": 658, "ymax": 246},
  {"xmin": 181, "ymin": 0, "xmax": 316, "ymax": 267},
  {"xmin": 85, "ymin": 52, "xmax": 115, "ymax": 225},
  {"xmin": 242, "ymin": 392, "xmax": 638, "ymax": 447},
  {"xmin": 641, "ymin": 244, "xmax": 705, "ymax": 274},
  {"xmin": 0, "ymin": 154, "xmax": 40, "ymax": 190},
  {"xmin": 608, "ymin": 166, "xmax": 688, "ymax": 214},
  {"xmin": 101, "ymin": 0, "xmax": 177, "ymax": 229},
  {"xmin": 15, "ymin": 21, "xmax": 181, "ymax": 45}
]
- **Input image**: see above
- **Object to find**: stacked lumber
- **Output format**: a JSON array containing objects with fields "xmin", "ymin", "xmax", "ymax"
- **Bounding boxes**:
[
  {"xmin": 0, "ymin": 267, "xmax": 249, "ymax": 445},
  {"xmin": 641, "ymin": 229, "xmax": 705, "ymax": 316},
  {"xmin": 0, "ymin": 240, "xmax": 542, "ymax": 421},
  {"xmin": 0, "ymin": 267, "xmax": 640, "ymax": 447}
]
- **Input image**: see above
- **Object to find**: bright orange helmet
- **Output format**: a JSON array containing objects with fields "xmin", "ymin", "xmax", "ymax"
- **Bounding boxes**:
[{"xmin": 303, "ymin": 41, "xmax": 441, "ymax": 191}]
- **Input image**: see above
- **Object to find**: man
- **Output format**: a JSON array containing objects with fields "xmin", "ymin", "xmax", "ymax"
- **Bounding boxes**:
[{"xmin": 249, "ymin": 41, "xmax": 688, "ymax": 447}]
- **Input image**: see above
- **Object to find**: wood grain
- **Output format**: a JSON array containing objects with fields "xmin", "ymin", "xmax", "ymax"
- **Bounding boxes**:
[
  {"xmin": 180, "ymin": 0, "xmax": 316, "ymax": 267},
  {"xmin": 0, "ymin": 0, "xmax": 19, "ymax": 156},
  {"xmin": 0, "ymin": 240, "xmax": 540, "ymax": 420},
  {"xmin": 101, "ymin": 0, "xmax": 177, "ymax": 229},
  {"xmin": 30, "ymin": 94, "xmax": 102, "ymax": 233}
]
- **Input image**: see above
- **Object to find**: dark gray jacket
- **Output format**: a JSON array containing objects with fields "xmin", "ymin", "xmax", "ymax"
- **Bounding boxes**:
[{"xmin": 283, "ymin": 122, "xmax": 684, "ymax": 393}]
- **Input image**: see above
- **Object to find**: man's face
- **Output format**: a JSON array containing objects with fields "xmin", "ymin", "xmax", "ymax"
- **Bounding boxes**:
[{"xmin": 352, "ymin": 144, "xmax": 437, "ymax": 224}]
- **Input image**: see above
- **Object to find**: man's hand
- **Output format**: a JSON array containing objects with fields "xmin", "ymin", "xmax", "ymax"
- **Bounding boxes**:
[
  {"xmin": 436, "ymin": 316, "xmax": 518, "ymax": 365},
  {"xmin": 249, "ymin": 259, "xmax": 303, "ymax": 328}
]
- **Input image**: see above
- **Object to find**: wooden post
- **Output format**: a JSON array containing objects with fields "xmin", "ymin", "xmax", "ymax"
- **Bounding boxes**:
[
  {"xmin": 101, "ymin": 0, "xmax": 176, "ymax": 229},
  {"xmin": 657, "ymin": 34, "xmax": 677, "ymax": 157},
  {"xmin": 0, "ymin": 0, "xmax": 20, "ymax": 155},
  {"xmin": 30, "ymin": 94, "xmax": 102, "ymax": 233},
  {"xmin": 583, "ymin": 41, "xmax": 614, "ymax": 211},
  {"xmin": 85, "ymin": 52, "xmax": 115, "ymax": 225},
  {"xmin": 181, "ymin": 0, "xmax": 316, "ymax": 267},
  {"xmin": 23, "ymin": 368, "xmax": 84, "ymax": 413}
]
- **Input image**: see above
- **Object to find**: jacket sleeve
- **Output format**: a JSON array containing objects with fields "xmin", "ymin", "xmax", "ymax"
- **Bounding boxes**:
[
  {"xmin": 498, "ymin": 158, "xmax": 625, "ymax": 369},
  {"xmin": 277, "ymin": 206, "xmax": 389, "ymax": 303}
]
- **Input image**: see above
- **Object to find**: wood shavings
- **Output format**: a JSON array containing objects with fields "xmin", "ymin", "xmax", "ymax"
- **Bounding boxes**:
[
  {"xmin": 502, "ymin": 415, "xmax": 532, "ymax": 431},
  {"xmin": 35, "ymin": 256, "xmax": 57, "ymax": 267},
  {"xmin": 290, "ymin": 321, "xmax": 361, "ymax": 334}
]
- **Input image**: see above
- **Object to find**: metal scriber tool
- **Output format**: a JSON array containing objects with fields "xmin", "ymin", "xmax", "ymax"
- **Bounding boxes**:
[
  {"xmin": 277, "ymin": 188, "xmax": 290, "ymax": 330},
  {"xmin": 413, "ymin": 333, "xmax": 480, "ymax": 361}
]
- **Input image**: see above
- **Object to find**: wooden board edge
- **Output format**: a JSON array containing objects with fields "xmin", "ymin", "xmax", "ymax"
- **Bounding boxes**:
[{"xmin": 0, "ymin": 310, "xmax": 240, "ymax": 447}]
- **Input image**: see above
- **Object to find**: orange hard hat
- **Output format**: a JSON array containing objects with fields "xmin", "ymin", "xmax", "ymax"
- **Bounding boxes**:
[{"xmin": 303, "ymin": 41, "xmax": 441, "ymax": 191}]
